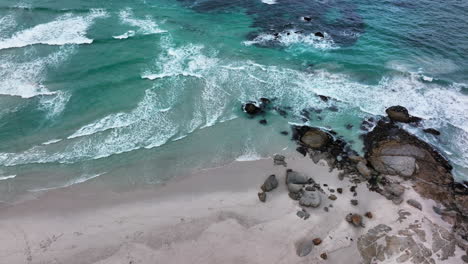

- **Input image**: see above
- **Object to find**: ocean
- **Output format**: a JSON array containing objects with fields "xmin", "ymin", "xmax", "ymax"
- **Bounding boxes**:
[{"xmin": 0, "ymin": 0, "xmax": 467, "ymax": 202}]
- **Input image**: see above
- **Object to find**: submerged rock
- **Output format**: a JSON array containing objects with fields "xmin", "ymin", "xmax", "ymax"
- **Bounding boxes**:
[
  {"xmin": 261, "ymin": 174, "xmax": 278, "ymax": 192},
  {"xmin": 423, "ymin": 128, "xmax": 441, "ymax": 136},
  {"xmin": 315, "ymin": 32, "xmax": 325, "ymax": 38}
]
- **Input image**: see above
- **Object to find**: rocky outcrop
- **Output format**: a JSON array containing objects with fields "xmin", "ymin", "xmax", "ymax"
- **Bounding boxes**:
[
  {"xmin": 385, "ymin": 105, "xmax": 422, "ymax": 123},
  {"xmin": 298, "ymin": 128, "xmax": 331, "ymax": 149}
]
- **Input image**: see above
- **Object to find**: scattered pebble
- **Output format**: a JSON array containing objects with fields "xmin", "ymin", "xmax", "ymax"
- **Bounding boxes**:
[
  {"xmin": 328, "ymin": 194, "xmax": 337, "ymax": 201},
  {"xmin": 313, "ymin": 238, "xmax": 322, "ymax": 245},
  {"xmin": 407, "ymin": 199, "xmax": 422, "ymax": 211},
  {"xmin": 259, "ymin": 119, "xmax": 267, "ymax": 125},
  {"xmin": 280, "ymin": 131, "xmax": 289, "ymax": 135},
  {"xmin": 351, "ymin": 199, "xmax": 359, "ymax": 206},
  {"xmin": 324, "ymin": 207, "xmax": 329, "ymax": 212},
  {"xmin": 261, "ymin": 174, "xmax": 279, "ymax": 192},
  {"xmin": 320, "ymin": 253, "xmax": 328, "ymax": 260},
  {"xmin": 337, "ymin": 188, "xmax": 343, "ymax": 194},
  {"xmin": 365, "ymin": 212, "xmax": 373, "ymax": 219},
  {"xmin": 258, "ymin": 192, "xmax": 266, "ymax": 202}
]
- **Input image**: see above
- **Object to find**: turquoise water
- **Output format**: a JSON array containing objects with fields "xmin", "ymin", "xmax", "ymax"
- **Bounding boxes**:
[{"xmin": 0, "ymin": 0, "xmax": 467, "ymax": 201}]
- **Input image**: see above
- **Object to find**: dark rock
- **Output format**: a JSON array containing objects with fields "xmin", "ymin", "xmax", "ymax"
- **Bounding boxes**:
[
  {"xmin": 320, "ymin": 253, "xmax": 328, "ymax": 260},
  {"xmin": 346, "ymin": 124, "xmax": 353, "ymax": 130},
  {"xmin": 297, "ymin": 209, "xmax": 310, "ymax": 220},
  {"xmin": 259, "ymin": 119, "xmax": 267, "ymax": 125},
  {"xmin": 261, "ymin": 174, "xmax": 278, "ymax": 192},
  {"xmin": 423, "ymin": 128, "xmax": 441, "ymax": 136},
  {"xmin": 356, "ymin": 161, "xmax": 372, "ymax": 179},
  {"xmin": 350, "ymin": 186, "xmax": 357, "ymax": 193},
  {"xmin": 299, "ymin": 190, "xmax": 321, "ymax": 207},
  {"xmin": 384, "ymin": 183, "xmax": 405, "ymax": 197},
  {"xmin": 258, "ymin": 192, "xmax": 266, "ymax": 202},
  {"xmin": 365, "ymin": 212, "xmax": 373, "ymax": 219},
  {"xmin": 324, "ymin": 207, "xmax": 329, "ymax": 212},
  {"xmin": 243, "ymin": 103, "xmax": 261, "ymax": 115},
  {"xmin": 273, "ymin": 154, "xmax": 287, "ymax": 166},
  {"xmin": 385, "ymin": 105, "xmax": 421, "ymax": 123},
  {"xmin": 318, "ymin": 94, "xmax": 330, "ymax": 102},
  {"xmin": 303, "ymin": 16, "xmax": 312, "ymax": 22},
  {"xmin": 280, "ymin": 130, "xmax": 289, "ymax": 135},
  {"xmin": 337, "ymin": 188, "xmax": 343, "ymax": 194},
  {"xmin": 305, "ymin": 186, "xmax": 315, "ymax": 192},
  {"xmin": 296, "ymin": 240, "xmax": 313, "ymax": 257},
  {"xmin": 329, "ymin": 189, "xmax": 335, "ymax": 193},
  {"xmin": 313, "ymin": 238, "xmax": 322, "ymax": 245},
  {"xmin": 296, "ymin": 146, "xmax": 307, "ymax": 156},
  {"xmin": 315, "ymin": 32, "xmax": 325, "ymax": 38},
  {"xmin": 351, "ymin": 199, "xmax": 359, "ymax": 206},
  {"xmin": 274, "ymin": 107, "xmax": 288, "ymax": 117},
  {"xmin": 462, "ymin": 255, "xmax": 468, "ymax": 263},
  {"xmin": 407, "ymin": 199, "xmax": 422, "ymax": 210},
  {"xmin": 328, "ymin": 194, "xmax": 337, "ymax": 201},
  {"xmin": 259, "ymin": 97, "xmax": 271, "ymax": 105}
]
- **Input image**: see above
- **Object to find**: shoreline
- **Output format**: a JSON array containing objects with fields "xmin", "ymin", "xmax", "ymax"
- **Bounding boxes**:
[{"xmin": 0, "ymin": 154, "xmax": 465, "ymax": 263}]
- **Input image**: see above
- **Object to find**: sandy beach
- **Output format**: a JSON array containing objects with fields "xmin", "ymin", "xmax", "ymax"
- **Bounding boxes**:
[{"xmin": 0, "ymin": 154, "xmax": 463, "ymax": 264}]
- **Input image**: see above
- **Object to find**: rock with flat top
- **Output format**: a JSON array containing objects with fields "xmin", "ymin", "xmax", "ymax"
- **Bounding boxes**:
[
  {"xmin": 258, "ymin": 192, "xmax": 266, "ymax": 202},
  {"xmin": 286, "ymin": 169, "xmax": 309, "ymax": 184},
  {"xmin": 273, "ymin": 154, "xmax": 287, "ymax": 166},
  {"xmin": 299, "ymin": 190, "xmax": 321, "ymax": 207}
]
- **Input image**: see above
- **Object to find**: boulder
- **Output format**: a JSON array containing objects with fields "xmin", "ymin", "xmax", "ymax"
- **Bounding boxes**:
[
  {"xmin": 300, "ymin": 128, "xmax": 331, "ymax": 149},
  {"xmin": 288, "ymin": 183, "xmax": 303, "ymax": 193},
  {"xmin": 243, "ymin": 103, "xmax": 261, "ymax": 115},
  {"xmin": 384, "ymin": 183, "xmax": 405, "ymax": 197},
  {"xmin": 423, "ymin": 128, "xmax": 441, "ymax": 136},
  {"xmin": 357, "ymin": 161, "xmax": 372, "ymax": 179},
  {"xmin": 385, "ymin": 106, "xmax": 421, "ymax": 123},
  {"xmin": 299, "ymin": 190, "xmax": 321, "ymax": 207},
  {"xmin": 407, "ymin": 199, "xmax": 422, "ymax": 210},
  {"xmin": 261, "ymin": 174, "xmax": 278, "ymax": 192},
  {"xmin": 286, "ymin": 169, "xmax": 309, "ymax": 184}
]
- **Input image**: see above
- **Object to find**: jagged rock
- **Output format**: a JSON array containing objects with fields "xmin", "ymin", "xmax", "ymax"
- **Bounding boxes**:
[
  {"xmin": 258, "ymin": 192, "xmax": 266, "ymax": 202},
  {"xmin": 349, "ymin": 155, "xmax": 366, "ymax": 163},
  {"xmin": 288, "ymin": 183, "xmax": 303, "ymax": 193},
  {"xmin": 243, "ymin": 103, "xmax": 260, "ymax": 115},
  {"xmin": 385, "ymin": 105, "xmax": 421, "ymax": 123},
  {"xmin": 303, "ymin": 16, "xmax": 312, "ymax": 22},
  {"xmin": 296, "ymin": 146, "xmax": 307, "ymax": 156},
  {"xmin": 288, "ymin": 192, "xmax": 301, "ymax": 200},
  {"xmin": 454, "ymin": 195, "xmax": 468, "ymax": 216},
  {"xmin": 315, "ymin": 32, "xmax": 324, "ymax": 38},
  {"xmin": 351, "ymin": 199, "xmax": 359, "ymax": 206},
  {"xmin": 259, "ymin": 119, "xmax": 267, "ymax": 125},
  {"xmin": 299, "ymin": 190, "xmax": 321, "ymax": 207},
  {"xmin": 313, "ymin": 238, "xmax": 322, "ymax": 245},
  {"xmin": 407, "ymin": 199, "xmax": 422, "ymax": 210},
  {"xmin": 357, "ymin": 161, "xmax": 372, "ymax": 179},
  {"xmin": 261, "ymin": 174, "xmax": 278, "ymax": 192},
  {"xmin": 365, "ymin": 212, "xmax": 373, "ymax": 219},
  {"xmin": 273, "ymin": 154, "xmax": 287, "ymax": 166},
  {"xmin": 296, "ymin": 240, "xmax": 313, "ymax": 257},
  {"xmin": 286, "ymin": 169, "xmax": 309, "ymax": 184}
]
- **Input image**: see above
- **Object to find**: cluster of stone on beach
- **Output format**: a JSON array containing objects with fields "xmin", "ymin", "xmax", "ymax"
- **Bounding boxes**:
[{"xmin": 244, "ymin": 98, "xmax": 468, "ymax": 263}]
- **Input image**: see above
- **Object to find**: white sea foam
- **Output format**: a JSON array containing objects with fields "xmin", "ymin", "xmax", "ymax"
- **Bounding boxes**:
[
  {"xmin": 260, "ymin": 0, "xmax": 277, "ymax": 4},
  {"xmin": 115, "ymin": 9, "xmax": 166, "ymax": 38},
  {"xmin": 29, "ymin": 172, "xmax": 106, "ymax": 192},
  {"xmin": 244, "ymin": 30, "xmax": 337, "ymax": 51},
  {"xmin": 113, "ymin": 30, "xmax": 135, "ymax": 39},
  {"xmin": 0, "ymin": 9, "xmax": 107, "ymax": 50},
  {"xmin": 0, "ymin": 175, "xmax": 16, "ymax": 181},
  {"xmin": 42, "ymin": 139, "xmax": 63, "ymax": 145},
  {"xmin": 0, "ymin": 14, "xmax": 17, "ymax": 35}
]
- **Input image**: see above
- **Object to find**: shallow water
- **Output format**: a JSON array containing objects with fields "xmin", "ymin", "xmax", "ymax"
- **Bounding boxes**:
[{"xmin": 0, "ymin": 0, "xmax": 467, "ymax": 202}]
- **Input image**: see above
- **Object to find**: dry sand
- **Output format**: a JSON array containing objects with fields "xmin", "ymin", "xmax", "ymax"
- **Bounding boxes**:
[{"xmin": 0, "ymin": 155, "xmax": 463, "ymax": 264}]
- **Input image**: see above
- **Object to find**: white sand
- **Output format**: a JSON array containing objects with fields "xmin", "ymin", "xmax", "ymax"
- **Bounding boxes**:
[{"xmin": 0, "ymin": 155, "xmax": 463, "ymax": 264}]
